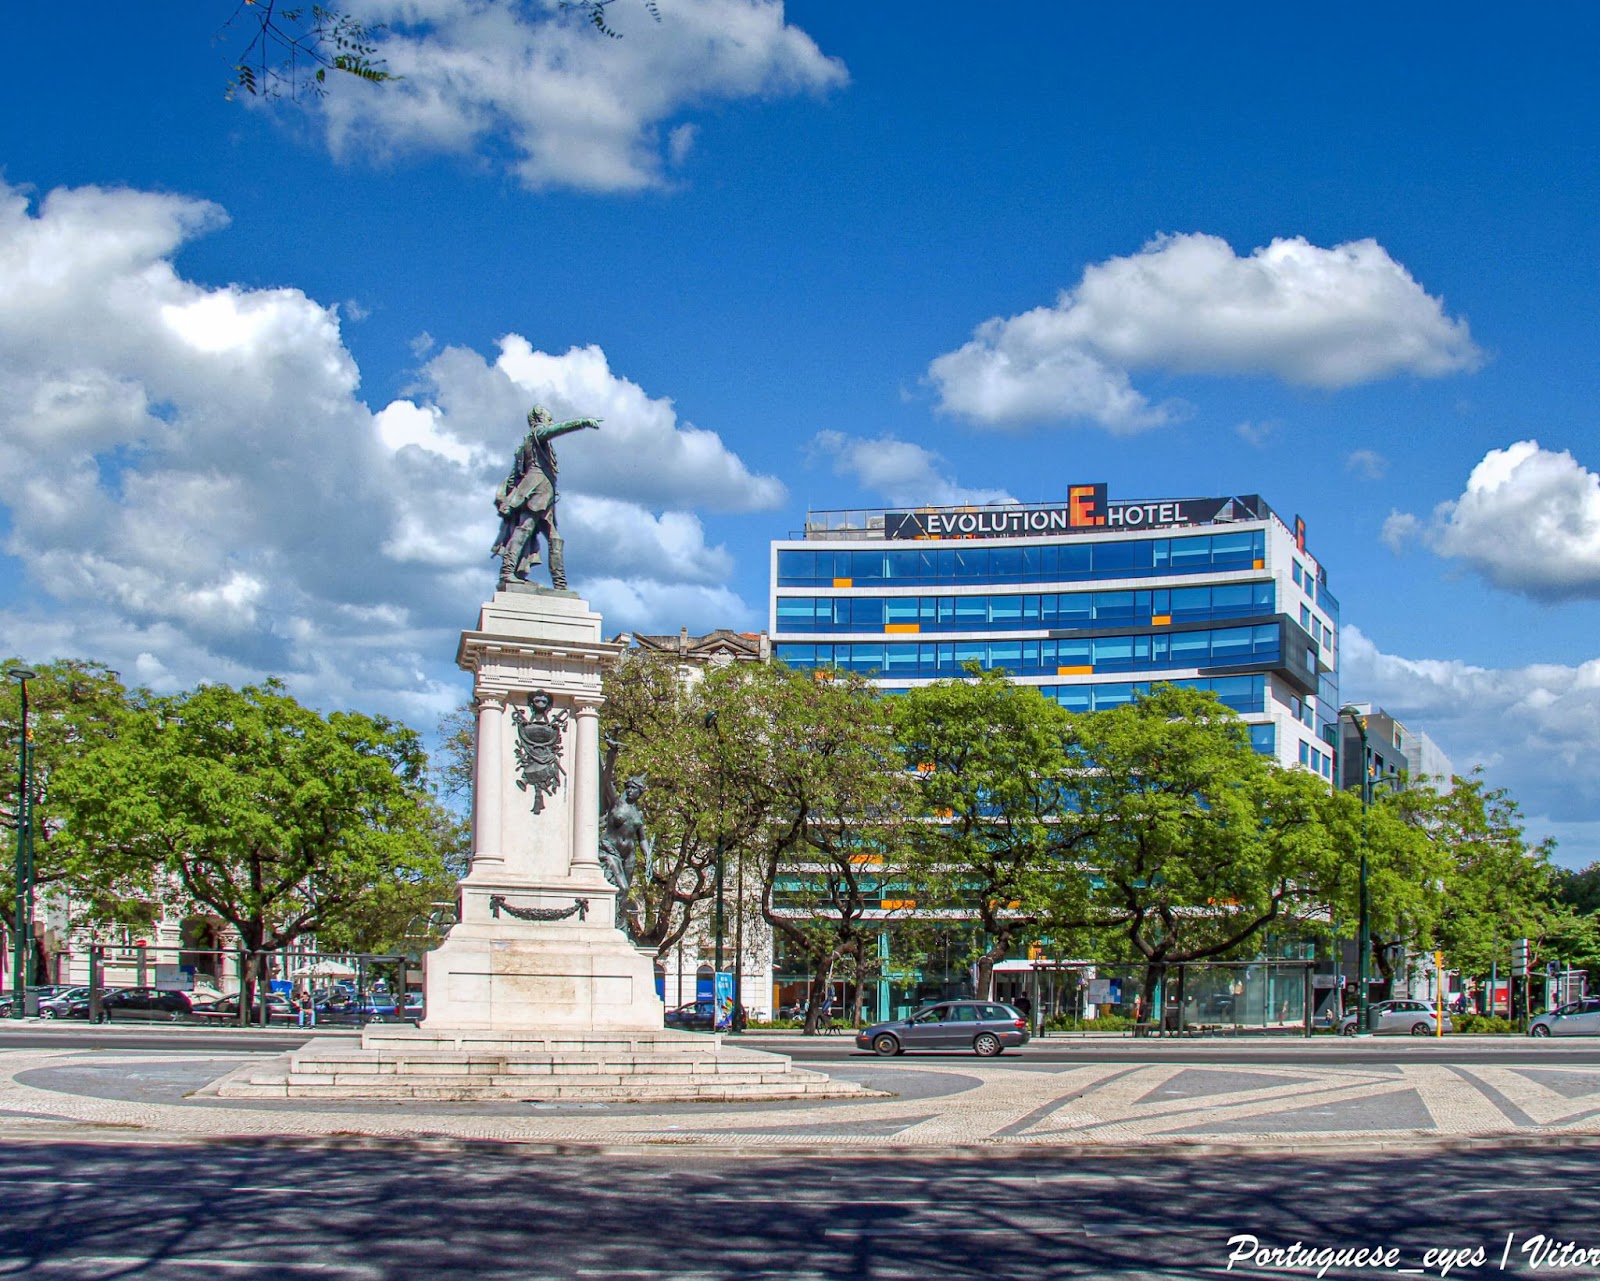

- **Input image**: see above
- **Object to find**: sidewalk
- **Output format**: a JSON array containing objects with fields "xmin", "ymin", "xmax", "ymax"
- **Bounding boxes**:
[{"xmin": 2, "ymin": 1036, "xmax": 1599, "ymax": 1155}]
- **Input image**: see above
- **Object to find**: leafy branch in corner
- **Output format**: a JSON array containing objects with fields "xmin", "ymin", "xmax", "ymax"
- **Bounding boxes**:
[
  {"xmin": 222, "ymin": 1, "xmax": 396, "ymax": 101},
  {"xmin": 560, "ymin": 0, "xmax": 662, "ymax": 39}
]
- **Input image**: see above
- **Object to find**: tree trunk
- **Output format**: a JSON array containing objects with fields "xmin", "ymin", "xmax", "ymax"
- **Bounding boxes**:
[
  {"xmin": 1139, "ymin": 964, "xmax": 1165, "ymax": 1033},
  {"xmin": 803, "ymin": 961, "xmax": 834, "ymax": 1035},
  {"xmin": 974, "ymin": 932, "xmax": 1009, "ymax": 1001}
]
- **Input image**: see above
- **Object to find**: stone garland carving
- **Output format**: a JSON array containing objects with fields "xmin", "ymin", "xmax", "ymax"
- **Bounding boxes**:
[
  {"xmin": 489, "ymin": 895, "xmax": 590, "ymax": 923},
  {"xmin": 510, "ymin": 690, "xmax": 569, "ymax": 815}
]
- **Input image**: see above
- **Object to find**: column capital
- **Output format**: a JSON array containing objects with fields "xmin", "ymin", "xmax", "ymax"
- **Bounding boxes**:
[{"xmin": 475, "ymin": 694, "xmax": 507, "ymax": 714}]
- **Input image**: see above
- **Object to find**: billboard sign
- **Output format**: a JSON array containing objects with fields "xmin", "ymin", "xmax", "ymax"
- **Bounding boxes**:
[{"xmin": 883, "ymin": 490, "xmax": 1267, "ymax": 540}]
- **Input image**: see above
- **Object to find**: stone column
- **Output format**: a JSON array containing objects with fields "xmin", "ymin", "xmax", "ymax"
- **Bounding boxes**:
[
  {"xmin": 570, "ymin": 702, "xmax": 602, "ymax": 877},
  {"xmin": 472, "ymin": 695, "xmax": 505, "ymax": 868}
]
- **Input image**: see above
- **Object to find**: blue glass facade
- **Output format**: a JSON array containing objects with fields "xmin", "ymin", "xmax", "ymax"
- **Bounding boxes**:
[
  {"xmin": 776, "ymin": 529, "xmax": 1266, "ymax": 588},
  {"xmin": 776, "ymin": 580, "xmax": 1274, "ymax": 633},
  {"xmin": 771, "ymin": 501, "xmax": 1337, "ymax": 774},
  {"xmin": 774, "ymin": 622, "xmax": 1284, "ymax": 680}
]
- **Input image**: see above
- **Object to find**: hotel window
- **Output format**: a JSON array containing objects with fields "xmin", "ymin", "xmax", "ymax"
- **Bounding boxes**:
[{"xmin": 1300, "ymin": 604, "xmax": 1312, "ymax": 629}]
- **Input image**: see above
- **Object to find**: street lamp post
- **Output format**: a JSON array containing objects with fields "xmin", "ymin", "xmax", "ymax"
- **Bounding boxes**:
[
  {"xmin": 703, "ymin": 711, "xmax": 730, "ymax": 1026},
  {"xmin": 1341, "ymin": 705, "xmax": 1372, "ymax": 1037},
  {"xmin": 8, "ymin": 667, "xmax": 39, "ymax": 1019}
]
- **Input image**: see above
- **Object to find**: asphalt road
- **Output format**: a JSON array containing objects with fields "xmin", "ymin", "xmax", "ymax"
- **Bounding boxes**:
[
  {"xmin": 0, "ymin": 1138, "xmax": 1595, "ymax": 1279},
  {"xmin": 5, "ymin": 1024, "xmax": 1600, "ymax": 1066}
]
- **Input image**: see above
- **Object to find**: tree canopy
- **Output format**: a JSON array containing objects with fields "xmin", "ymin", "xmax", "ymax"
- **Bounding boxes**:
[{"xmin": 51, "ymin": 681, "xmax": 453, "ymax": 990}]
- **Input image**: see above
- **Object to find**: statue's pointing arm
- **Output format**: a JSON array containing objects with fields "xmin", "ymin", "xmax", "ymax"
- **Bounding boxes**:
[{"xmin": 537, "ymin": 417, "xmax": 602, "ymax": 441}]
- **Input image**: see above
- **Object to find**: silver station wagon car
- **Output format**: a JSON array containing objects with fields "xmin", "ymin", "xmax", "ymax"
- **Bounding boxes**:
[
  {"xmin": 857, "ymin": 1000, "xmax": 1030, "ymax": 1057},
  {"xmin": 1339, "ymin": 998, "xmax": 1452, "ymax": 1036},
  {"xmin": 1528, "ymin": 997, "xmax": 1600, "ymax": 1037}
]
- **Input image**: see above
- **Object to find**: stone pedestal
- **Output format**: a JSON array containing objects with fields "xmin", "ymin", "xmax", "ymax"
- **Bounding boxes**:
[
  {"xmin": 213, "ymin": 584, "xmax": 869, "ymax": 1104},
  {"xmin": 420, "ymin": 586, "xmax": 661, "ymax": 1033}
]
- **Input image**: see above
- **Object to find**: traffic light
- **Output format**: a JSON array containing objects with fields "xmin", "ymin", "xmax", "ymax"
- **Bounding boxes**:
[{"xmin": 1512, "ymin": 938, "xmax": 1530, "ymax": 977}]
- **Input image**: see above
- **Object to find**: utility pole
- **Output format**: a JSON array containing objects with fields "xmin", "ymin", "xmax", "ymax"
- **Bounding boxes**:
[
  {"xmin": 1341, "ymin": 706, "xmax": 1373, "ymax": 1036},
  {"xmin": 8, "ymin": 667, "xmax": 39, "ymax": 1017}
]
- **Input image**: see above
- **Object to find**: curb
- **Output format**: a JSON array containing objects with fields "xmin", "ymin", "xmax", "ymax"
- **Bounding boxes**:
[{"xmin": 5, "ymin": 1124, "xmax": 1600, "ymax": 1161}]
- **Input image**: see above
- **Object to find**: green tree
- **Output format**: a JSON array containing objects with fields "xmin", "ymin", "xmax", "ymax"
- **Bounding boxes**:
[
  {"xmin": 53, "ymin": 680, "xmax": 449, "ymax": 1016},
  {"xmin": 1060, "ymin": 686, "xmax": 1340, "ymax": 1017},
  {"xmin": 737, "ymin": 665, "xmax": 907, "ymax": 1034},
  {"xmin": 0, "ymin": 659, "xmax": 144, "ymax": 933},
  {"xmin": 893, "ymin": 667, "xmax": 1089, "ymax": 1000},
  {"xmin": 595, "ymin": 650, "xmax": 764, "ymax": 958},
  {"xmin": 1554, "ymin": 862, "xmax": 1600, "ymax": 917},
  {"xmin": 1426, "ymin": 772, "xmax": 1561, "ymax": 980},
  {"xmin": 1320, "ymin": 783, "xmax": 1448, "ymax": 999}
]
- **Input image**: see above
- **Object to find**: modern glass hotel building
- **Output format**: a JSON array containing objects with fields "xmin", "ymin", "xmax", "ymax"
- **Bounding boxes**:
[{"xmin": 769, "ymin": 486, "xmax": 1341, "ymax": 779}]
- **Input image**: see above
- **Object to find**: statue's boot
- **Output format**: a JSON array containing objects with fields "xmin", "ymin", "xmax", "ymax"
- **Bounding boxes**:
[{"xmin": 549, "ymin": 535, "xmax": 568, "ymax": 590}]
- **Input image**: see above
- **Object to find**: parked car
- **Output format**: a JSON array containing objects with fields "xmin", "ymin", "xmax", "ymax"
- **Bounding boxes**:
[
  {"xmin": 1339, "ymin": 999, "xmax": 1452, "ymax": 1036},
  {"xmin": 314, "ymin": 994, "xmax": 401, "ymax": 1024},
  {"xmin": 857, "ymin": 1000, "xmax": 1031, "ymax": 1057},
  {"xmin": 664, "ymin": 1000, "xmax": 748, "ymax": 1032},
  {"xmin": 65, "ymin": 987, "xmax": 193, "ymax": 1022},
  {"xmin": 1528, "ymin": 998, "xmax": 1600, "ymax": 1037},
  {"xmin": 665, "ymin": 1000, "xmax": 716, "ymax": 1031},
  {"xmin": 0, "ymin": 985, "xmax": 71, "ymax": 1016},
  {"xmin": 37, "ymin": 986, "xmax": 109, "ymax": 1019},
  {"xmin": 189, "ymin": 993, "xmax": 297, "ymax": 1024}
]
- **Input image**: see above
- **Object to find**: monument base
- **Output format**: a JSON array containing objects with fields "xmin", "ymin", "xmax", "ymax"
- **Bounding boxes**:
[
  {"xmin": 417, "ymin": 875, "xmax": 664, "ymax": 1033},
  {"xmin": 208, "ymin": 1025, "xmax": 875, "ymax": 1102}
]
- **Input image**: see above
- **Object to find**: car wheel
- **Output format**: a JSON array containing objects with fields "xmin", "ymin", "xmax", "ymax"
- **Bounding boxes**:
[
  {"xmin": 1340, "ymin": 1022, "xmax": 1357, "ymax": 1036},
  {"xmin": 1531, "ymin": 1024, "xmax": 1551, "ymax": 1038},
  {"xmin": 872, "ymin": 1034, "xmax": 900, "ymax": 1057},
  {"xmin": 1410, "ymin": 1022, "xmax": 1432, "ymax": 1036},
  {"xmin": 973, "ymin": 1032, "xmax": 1003, "ymax": 1057},
  {"xmin": 38, "ymin": 1009, "xmax": 56, "ymax": 1020}
]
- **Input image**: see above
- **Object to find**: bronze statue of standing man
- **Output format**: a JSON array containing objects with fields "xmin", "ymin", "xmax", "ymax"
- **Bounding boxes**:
[{"xmin": 492, "ymin": 405, "xmax": 600, "ymax": 590}]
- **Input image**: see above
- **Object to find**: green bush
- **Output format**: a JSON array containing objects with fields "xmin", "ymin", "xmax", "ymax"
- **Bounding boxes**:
[
  {"xmin": 1453, "ymin": 1013, "xmax": 1514, "ymax": 1035},
  {"xmin": 1046, "ymin": 1013, "xmax": 1135, "ymax": 1032}
]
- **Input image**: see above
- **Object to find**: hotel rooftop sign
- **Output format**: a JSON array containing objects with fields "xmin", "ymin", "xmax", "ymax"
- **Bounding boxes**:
[{"xmin": 882, "ymin": 488, "xmax": 1269, "ymax": 540}]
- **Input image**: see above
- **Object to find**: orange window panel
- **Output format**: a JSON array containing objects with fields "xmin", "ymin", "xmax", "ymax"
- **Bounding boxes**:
[
  {"xmin": 1151, "ymin": 614, "xmax": 1171, "ymax": 626},
  {"xmin": 881, "ymin": 899, "xmax": 917, "ymax": 910},
  {"xmin": 832, "ymin": 577, "xmax": 853, "ymax": 587},
  {"xmin": 1253, "ymin": 559, "xmax": 1265, "ymax": 569},
  {"xmin": 1057, "ymin": 665, "xmax": 1092, "ymax": 675},
  {"xmin": 885, "ymin": 623, "xmax": 920, "ymax": 634}
]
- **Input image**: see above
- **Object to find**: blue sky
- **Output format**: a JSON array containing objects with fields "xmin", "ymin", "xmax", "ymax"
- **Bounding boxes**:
[{"xmin": 2, "ymin": 2, "xmax": 1599, "ymax": 864}]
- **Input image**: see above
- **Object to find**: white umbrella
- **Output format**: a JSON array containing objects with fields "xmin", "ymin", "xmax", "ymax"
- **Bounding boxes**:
[{"xmin": 289, "ymin": 959, "xmax": 358, "ymax": 979}]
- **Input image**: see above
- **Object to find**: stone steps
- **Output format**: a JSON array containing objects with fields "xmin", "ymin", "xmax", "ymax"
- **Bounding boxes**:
[{"xmin": 206, "ymin": 1027, "xmax": 875, "ymax": 1103}]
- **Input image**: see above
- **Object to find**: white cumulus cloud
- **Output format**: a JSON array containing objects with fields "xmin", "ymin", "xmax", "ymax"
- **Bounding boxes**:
[
  {"xmin": 0, "ymin": 178, "xmax": 774, "ymax": 717},
  {"xmin": 1415, "ymin": 440, "xmax": 1600, "ymax": 600},
  {"xmin": 928, "ymin": 232, "xmax": 1482, "ymax": 431},
  {"xmin": 808, "ymin": 431, "xmax": 1014, "ymax": 508},
  {"xmin": 1341, "ymin": 625, "xmax": 1600, "ymax": 866},
  {"xmin": 320, "ymin": 0, "xmax": 847, "ymax": 192}
]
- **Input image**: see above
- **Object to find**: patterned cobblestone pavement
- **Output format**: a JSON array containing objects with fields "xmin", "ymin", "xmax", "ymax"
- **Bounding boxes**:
[{"xmin": 3, "ymin": 1040, "xmax": 1599, "ymax": 1152}]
